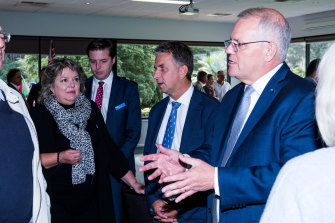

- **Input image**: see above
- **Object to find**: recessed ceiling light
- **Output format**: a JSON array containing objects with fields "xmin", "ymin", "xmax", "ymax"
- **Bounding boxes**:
[
  {"xmin": 132, "ymin": 0, "xmax": 190, "ymax": 4},
  {"xmin": 85, "ymin": 2, "xmax": 92, "ymax": 5},
  {"xmin": 207, "ymin": 13, "xmax": 232, "ymax": 17}
]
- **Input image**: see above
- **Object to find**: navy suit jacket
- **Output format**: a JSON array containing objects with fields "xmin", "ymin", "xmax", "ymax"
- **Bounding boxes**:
[
  {"xmin": 85, "ymin": 75, "xmax": 141, "ymax": 174},
  {"xmin": 206, "ymin": 63, "xmax": 317, "ymax": 223},
  {"xmin": 144, "ymin": 88, "xmax": 219, "ymax": 222}
]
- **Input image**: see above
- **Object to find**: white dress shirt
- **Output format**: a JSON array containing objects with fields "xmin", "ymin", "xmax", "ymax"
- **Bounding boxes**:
[
  {"xmin": 156, "ymin": 84, "xmax": 194, "ymax": 152},
  {"xmin": 213, "ymin": 81, "xmax": 231, "ymax": 101},
  {"xmin": 90, "ymin": 72, "xmax": 114, "ymax": 122},
  {"xmin": 213, "ymin": 63, "xmax": 283, "ymax": 223}
]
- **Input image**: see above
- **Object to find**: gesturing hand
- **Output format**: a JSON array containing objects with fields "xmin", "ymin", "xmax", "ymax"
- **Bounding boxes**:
[
  {"xmin": 139, "ymin": 145, "xmax": 186, "ymax": 183},
  {"xmin": 161, "ymin": 155, "xmax": 215, "ymax": 203}
]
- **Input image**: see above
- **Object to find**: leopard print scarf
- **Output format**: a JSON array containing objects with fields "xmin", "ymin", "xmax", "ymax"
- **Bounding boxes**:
[{"xmin": 44, "ymin": 93, "xmax": 95, "ymax": 185}]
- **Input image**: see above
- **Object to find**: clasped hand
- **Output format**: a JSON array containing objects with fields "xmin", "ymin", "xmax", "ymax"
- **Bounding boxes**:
[{"xmin": 139, "ymin": 144, "xmax": 215, "ymax": 203}]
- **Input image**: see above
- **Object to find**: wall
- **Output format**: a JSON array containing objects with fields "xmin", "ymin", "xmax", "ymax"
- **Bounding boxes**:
[{"xmin": 0, "ymin": 10, "xmax": 234, "ymax": 42}]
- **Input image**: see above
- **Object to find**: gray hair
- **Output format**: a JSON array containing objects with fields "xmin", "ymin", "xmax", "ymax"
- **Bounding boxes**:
[
  {"xmin": 316, "ymin": 43, "xmax": 335, "ymax": 146},
  {"xmin": 38, "ymin": 58, "xmax": 86, "ymax": 103},
  {"xmin": 238, "ymin": 8, "xmax": 291, "ymax": 61}
]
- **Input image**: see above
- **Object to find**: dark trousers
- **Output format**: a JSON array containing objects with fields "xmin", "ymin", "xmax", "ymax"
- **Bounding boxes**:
[{"xmin": 51, "ymin": 199, "xmax": 98, "ymax": 223}]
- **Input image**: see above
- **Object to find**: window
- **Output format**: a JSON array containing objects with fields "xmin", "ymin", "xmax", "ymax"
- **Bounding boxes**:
[
  {"xmin": 309, "ymin": 40, "xmax": 334, "ymax": 62},
  {"xmin": 286, "ymin": 42, "xmax": 306, "ymax": 78}
]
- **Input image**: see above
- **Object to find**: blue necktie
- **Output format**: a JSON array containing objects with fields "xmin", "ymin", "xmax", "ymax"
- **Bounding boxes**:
[
  {"xmin": 162, "ymin": 101, "xmax": 181, "ymax": 149},
  {"xmin": 221, "ymin": 85, "xmax": 254, "ymax": 167}
]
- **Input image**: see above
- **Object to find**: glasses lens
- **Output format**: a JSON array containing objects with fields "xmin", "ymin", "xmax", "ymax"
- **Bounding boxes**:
[
  {"xmin": 0, "ymin": 30, "xmax": 10, "ymax": 43},
  {"xmin": 224, "ymin": 40, "xmax": 231, "ymax": 48}
]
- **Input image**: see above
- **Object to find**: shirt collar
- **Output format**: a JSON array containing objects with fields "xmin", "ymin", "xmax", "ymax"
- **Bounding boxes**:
[
  {"xmin": 250, "ymin": 63, "xmax": 283, "ymax": 95},
  {"xmin": 168, "ymin": 84, "xmax": 194, "ymax": 107},
  {"xmin": 93, "ymin": 71, "xmax": 114, "ymax": 85}
]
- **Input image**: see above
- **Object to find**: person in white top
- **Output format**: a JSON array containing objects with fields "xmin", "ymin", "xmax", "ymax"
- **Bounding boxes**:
[
  {"xmin": 0, "ymin": 26, "xmax": 50, "ymax": 223},
  {"xmin": 260, "ymin": 42, "xmax": 335, "ymax": 223},
  {"xmin": 213, "ymin": 70, "xmax": 231, "ymax": 101}
]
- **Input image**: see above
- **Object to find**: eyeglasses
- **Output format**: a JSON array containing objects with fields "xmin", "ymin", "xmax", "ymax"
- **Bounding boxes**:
[
  {"xmin": 224, "ymin": 40, "xmax": 270, "ymax": 52},
  {"xmin": 0, "ymin": 30, "xmax": 11, "ymax": 43}
]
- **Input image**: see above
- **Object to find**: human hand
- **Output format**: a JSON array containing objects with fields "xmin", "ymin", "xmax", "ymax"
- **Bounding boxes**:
[
  {"xmin": 59, "ymin": 149, "xmax": 81, "ymax": 165},
  {"xmin": 139, "ymin": 145, "xmax": 186, "ymax": 183},
  {"xmin": 132, "ymin": 182, "xmax": 145, "ymax": 194},
  {"xmin": 161, "ymin": 155, "xmax": 215, "ymax": 203},
  {"xmin": 152, "ymin": 200, "xmax": 178, "ymax": 222}
]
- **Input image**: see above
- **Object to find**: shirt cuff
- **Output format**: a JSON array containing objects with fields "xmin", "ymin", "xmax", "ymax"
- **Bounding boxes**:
[{"xmin": 214, "ymin": 167, "xmax": 220, "ymax": 196}]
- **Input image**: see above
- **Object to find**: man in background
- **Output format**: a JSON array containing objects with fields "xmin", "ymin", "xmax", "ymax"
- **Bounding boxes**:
[
  {"xmin": 194, "ymin": 70, "xmax": 207, "ymax": 93},
  {"xmin": 213, "ymin": 70, "xmax": 231, "ymax": 101},
  {"xmin": 305, "ymin": 58, "xmax": 320, "ymax": 87},
  {"xmin": 0, "ymin": 26, "xmax": 50, "ymax": 223},
  {"xmin": 143, "ymin": 41, "xmax": 219, "ymax": 222},
  {"xmin": 85, "ymin": 39, "xmax": 141, "ymax": 223}
]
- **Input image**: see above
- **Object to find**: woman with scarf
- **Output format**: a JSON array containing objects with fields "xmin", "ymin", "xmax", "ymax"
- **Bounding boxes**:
[{"xmin": 30, "ymin": 58, "xmax": 144, "ymax": 223}]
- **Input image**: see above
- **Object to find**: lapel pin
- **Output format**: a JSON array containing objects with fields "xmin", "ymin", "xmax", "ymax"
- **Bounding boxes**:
[{"xmin": 270, "ymin": 89, "xmax": 274, "ymax": 92}]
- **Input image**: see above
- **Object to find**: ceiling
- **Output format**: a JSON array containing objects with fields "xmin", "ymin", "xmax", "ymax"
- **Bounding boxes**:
[{"xmin": 1, "ymin": 0, "xmax": 335, "ymax": 23}]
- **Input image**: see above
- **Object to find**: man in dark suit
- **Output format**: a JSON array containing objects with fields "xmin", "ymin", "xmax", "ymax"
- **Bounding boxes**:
[
  {"xmin": 85, "ymin": 39, "xmax": 141, "ymax": 223},
  {"xmin": 143, "ymin": 41, "xmax": 219, "ymax": 222},
  {"xmin": 141, "ymin": 8, "xmax": 317, "ymax": 223}
]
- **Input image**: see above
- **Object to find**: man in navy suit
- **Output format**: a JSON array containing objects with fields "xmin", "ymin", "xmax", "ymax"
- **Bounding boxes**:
[
  {"xmin": 143, "ymin": 41, "xmax": 219, "ymax": 222},
  {"xmin": 85, "ymin": 39, "xmax": 141, "ymax": 223},
  {"xmin": 141, "ymin": 8, "xmax": 317, "ymax": 223}
]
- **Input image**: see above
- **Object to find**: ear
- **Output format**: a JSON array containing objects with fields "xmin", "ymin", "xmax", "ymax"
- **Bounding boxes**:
[
  {"xmin": 111, "ymin": 56, "xmax": 116, "ymax": 66},
  {"xmin": 264, "ymin": 42, "xmax": 277, "ymax": 62},
  {"xmin": 178, "ymin": 64, "xmax": 188, "ymax": 80}
]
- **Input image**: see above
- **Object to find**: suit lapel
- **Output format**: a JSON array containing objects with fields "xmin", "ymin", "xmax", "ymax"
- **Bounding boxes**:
[
  {"xmin": 215, "ymin": 84, "xmax": 245, "ymax": 165},
  {"xmin": 150, "ymin": 98, "xmax": 169, "ymax": 153},
  {"xmin": 179, "ymin": 90, "xmax": 201, "ymax": 153},
  {"xmin": 226, "ymin": 64, "xmax": 290, "ymax": 165},
  {"xmin": 106, "ymin": 75, "xmax": 121, "ymax": 120}
]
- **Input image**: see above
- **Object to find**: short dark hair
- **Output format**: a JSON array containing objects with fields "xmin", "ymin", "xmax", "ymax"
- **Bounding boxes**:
[
  {"xmin": 154, "ymin": 41, "xmax": 193, "ymax": 81},
  {"xmin": 207, "ymin": 74, "xmax": 213, "ymax": 80},
  {"xmin": 86, "ymin": 39, "xmax": 116, "ymax": 58},
  {"xmin": 6, "ymin": 68, "xmax": 20, "ymax": 83},
  {"xmin": 39, "ymin": 58, "xmax": 86, "ymax": 103},
  {"xmin": 197, "ymin": 71, "xmax": 207, "ymax": 81},
  {"xmin": 306, "ymin": 58, "xmax": 321, "ymax": 78}
]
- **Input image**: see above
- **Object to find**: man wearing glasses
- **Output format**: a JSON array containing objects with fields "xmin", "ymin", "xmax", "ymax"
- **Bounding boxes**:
[
  {"xmin": 140, "ymin": 8, "xmax": 317, "ymax": 223},
  {"xmin": 0, "ymin": 26, "xmax": 50, "ymax": 223}
]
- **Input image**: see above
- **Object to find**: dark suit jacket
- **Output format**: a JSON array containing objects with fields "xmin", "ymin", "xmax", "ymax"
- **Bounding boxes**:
[
  {"xmin": 85, "ymin": 75, "xmax": 141, "ymax": 174},
  {"xmin": 144, "ymin": 88, "xmax": 219, "ymax": 222},
  {"xmin": 206, "ymin": 63, "xmax": 317, "ymax": 223}
]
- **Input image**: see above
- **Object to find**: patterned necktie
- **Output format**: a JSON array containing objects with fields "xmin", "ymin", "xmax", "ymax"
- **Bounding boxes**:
[
  {"xmin": 221, "ymin": 85, "xmax": 254, "ymax": 167},
  {"xmin": 162, "ymin": 101, "xmax": 181, "ymax": 149},
  {"xmin": 95, "ymin": 81, "xmax": 104, "ymax": 110}
]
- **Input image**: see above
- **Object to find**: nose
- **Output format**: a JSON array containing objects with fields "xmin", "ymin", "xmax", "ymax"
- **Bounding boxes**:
[
  {"xmin": 225, "ymin": 43, "xmax": 235, "ymax": 54},
  {"xmin": 0, "ymin": 38, "xmax": 4, "ymax": 49},
  {"xmin": 69, "ymin": 79, "xmax": 75, "ymax": 87},
  {"xmin": 153, "ymin": 69, "xmax": 160, "ymax": 80},
  {"xmin": 96, "ymin": 61, "xmax": 101, "ymax": 70}
]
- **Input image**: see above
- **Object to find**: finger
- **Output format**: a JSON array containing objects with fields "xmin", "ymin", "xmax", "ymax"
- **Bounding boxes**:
[
  {"xmin": 163, "ymin": 171, "xmax": 187, "ymax": 184},
  {"xmin": 159, "ymin": 218, "xmax": 177, "ymax": 222},
  {"xmin": 178, "ymin": 154, "xmax": 197, "ymax": 166},
  {"xmin": 175, "ymin": 190, "xmax": 196, "ymax": 203},
  {"xmin": 158, "ymin": 144, "xmax": 177, "ymax": 159},
  {"xmin": 148, "ymin": 168, "xmax": 162, "ymax": 181},
  {"xmin": 140, "ymin": 153, "xmax": 163, "ymax": 162},
  {"xmin": 162, "ymin": 180, "xmax": 188, "ymax": 195},
  {"xmin": 139, "ymin": 161, "xmax": 158, "ymax": 172},
  {"xmin": 158, "ymin": 173, "xmax": 167, "ymax": 184}
]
